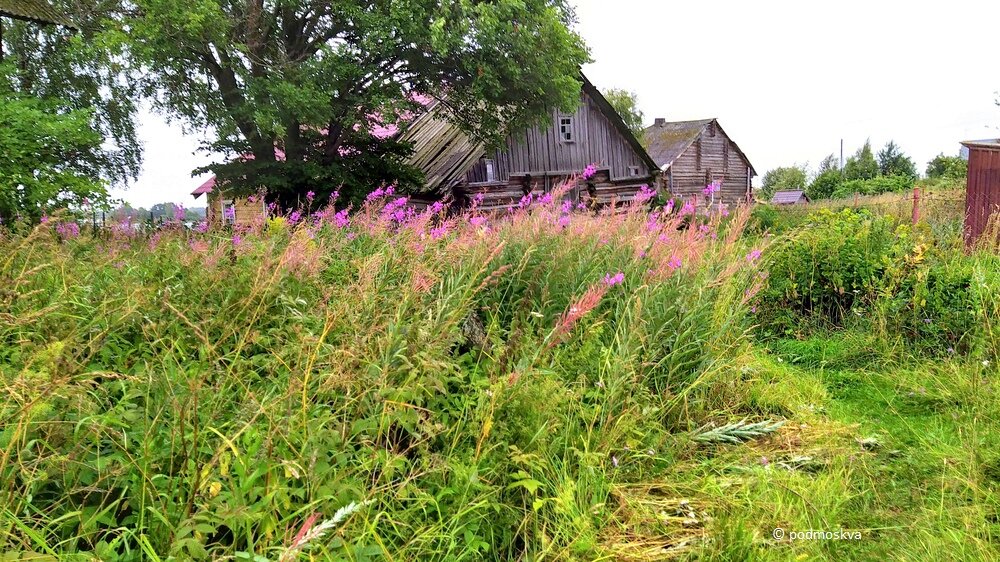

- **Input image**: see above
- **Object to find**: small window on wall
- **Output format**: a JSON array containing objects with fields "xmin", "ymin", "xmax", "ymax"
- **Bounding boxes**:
[
  {"xmin": 627, "ymin": 165, "xmax": 641, "ymax": 177},
  {"xmin": 485, "ymin": 159, "xmax": 496, "ymax": 182},
  {"xmin": 559, "ymin": 116, "xmax": 574, "ymax": 142},
  {"xmin": 221, "ymin": 199, "xmax": 236, "ymax": 225}
]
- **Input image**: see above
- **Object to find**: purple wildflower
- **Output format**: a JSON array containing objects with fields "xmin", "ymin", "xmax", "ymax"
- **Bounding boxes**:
[
  {"xmin": 289, "ymin": 210, "xmax": 302, "ymax": 225},
  {"xmin": 603, "ymin": 272, "xmax": 625, "ymax": 287},
  {"xmin": 667, "ymin": 255, "xmax": 682, "ymax": 270},
  {"xmin": 306, "ymin": 191, "xmax": 315, "ymax": 201},
  {"xmin": 582, "ymin": 163, "xmax": 598, "ymax": 180},
  {"xmin": 470, "ymin": 216, "xmax": 487, "ymax": 228},
  {"xmin": 635, "ymin": 184, "xmax": 656, "ymax": 203},
  {"xmin": 334, "ymin": 209, "xmax": 350, "ymax": 228},
  {"xmin": 746, "ymin": 249, "xmax": 763, "ymax": 263},
  {"xmin": 194, "ymin": 221, "xmax": 209, "ymax": 233}
]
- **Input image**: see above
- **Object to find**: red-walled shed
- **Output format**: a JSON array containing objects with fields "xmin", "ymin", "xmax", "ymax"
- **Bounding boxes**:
[{"xmin": 962, "ymin": 139, "xmax": 1000, "ymax": 246}]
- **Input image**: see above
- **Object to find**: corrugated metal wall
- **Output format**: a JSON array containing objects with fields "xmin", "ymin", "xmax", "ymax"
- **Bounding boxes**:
[{"xmin": 965, "ymin": 145, "xmax": 1000, "ymax": 245}]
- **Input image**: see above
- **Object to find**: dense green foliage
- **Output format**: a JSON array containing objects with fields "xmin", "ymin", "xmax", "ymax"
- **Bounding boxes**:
[
  {"xmin": 757, "ymin": 208, "xmax": 989, "ymax": 356},
  {"xmin": 602, "ymin": 88, "xmax": 644, "ymax": 139},
  {"xmin": 0, "ymin": 93, "xmax": 109, "ymax": 222},
  {"xmin": 2, "ymin": 192, "xmax": 998, "ymax": 560},
  {"xmin": 876, "ymin": 140, "xmax": 917, "ymax": 179},
  {"xmin": 926, "ymin": 153, "xmax": 968, "ymax": 179},
  {"xmin": 0, "ymin": 194, "xmax": 764, "ymax": 559},
  {"xmin": 111, "ymin": 0, "xmax": 590, "ymax": 203},
  {"xmin": 0, "ymin": 1, "xmax": 141, "ymax": 186},
  {"xmin": 843, "ymin": 140, "xmax": 879, "ymax": 181}
]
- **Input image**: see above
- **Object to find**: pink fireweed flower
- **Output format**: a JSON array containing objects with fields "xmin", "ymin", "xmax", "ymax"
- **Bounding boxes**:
[
  {"xmin": 667, "ymin": 255, "xmax": 682, "ymax": 270},
  {"xmin": 538, "ymin": 193, "xmax": 554, "ymax": 206},
  {"xmin": 470, "ymin": 216, "xmax": 487, "ymax": 228},
  {"xmin": 289, "ymin": 210, "xmax": 302, "ymax": 225},
  {"xmin": 557, "ymin": 214, "xmax": 571, "ymax": 228},
  {"xmin": 334, "ymin": 209, "xmax": 350, "ymax": 228},
  {"xmin": 430, "ymin": 225, "xmax": 449, "ymax": 240},
  {"xmin": 194, "ymin": 221, "xmax": 209, "ymax": 233},
  {"xmin": 603, "ymin": 272, "xmax": 625, "ymax": 287},
  {"xmin": 518, "ymin": 193, "xmax": 534, "ymax": 208},
  {"xmin": 679, "ymin": 201, "xmax": 695, "ymax": 216},
  {"xmin": 306, "ymin": 191, "xmax": 315, "ymax": 201},
  {"xmin": 561, "ymin": 200, "xmax": 574, "ymax": 214},
  {"xmin": 232, "ymin": 234, "xmax": 242, "ymax": 246},
  {"xmin": 40, "ymin": 214, "xmax": 50, "ymax": 224},
  {"xmin": 746, "ymin": 249, "xmax": 763, "ymax": 263},
  {"xmin": 55, "ymin": 221, "xmax": 80, "ymax": 239},
  {"xmin": 702, "ymin": 181, "xmax": 721, "ymax": 196},
  {"xmin": 430, "ymin": 201, "xmax": 445, "ymax": 214},
  {"xmin": 582, "ymin": 163, "xmax": 598, "ymax": 180},
  {"xmin": 634, "ymin": 184, "xmax": 656, "ymax": 203},
  {"xmin": 550, "ymin": 283, "xmax": 609, "ymax": 347},
  {"xmin": 173, "ymin": 205, "xmax": 186, "ymax": 222}
]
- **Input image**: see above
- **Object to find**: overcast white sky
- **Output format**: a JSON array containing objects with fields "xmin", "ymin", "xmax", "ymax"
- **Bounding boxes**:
[{"xmin": 114, "ymin": 0, "xmax": 1000, "ymax": 208}]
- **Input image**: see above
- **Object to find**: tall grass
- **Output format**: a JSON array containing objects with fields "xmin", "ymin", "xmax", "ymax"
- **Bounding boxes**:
[{"xmin": 0, "ymin": 188, "xmax": 764, "ymax": 559}]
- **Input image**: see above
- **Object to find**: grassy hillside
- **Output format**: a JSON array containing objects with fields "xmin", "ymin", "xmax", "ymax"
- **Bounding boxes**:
[{"xmin": 2, "ymin": 190, "xmax": 999, "ymax": 560}]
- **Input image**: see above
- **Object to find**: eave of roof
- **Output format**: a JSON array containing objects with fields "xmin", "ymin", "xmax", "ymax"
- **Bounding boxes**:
[
  {"xmin": 580, "ymin": 73, "xmax": 659, "ymax": 173},
  {"xmin": 961, "ymin": 139, "xmax": 1000, "ymax": 150},
  {"xmin": 0, "ymin": 0, "xmax": 77, "ymax": 28}
]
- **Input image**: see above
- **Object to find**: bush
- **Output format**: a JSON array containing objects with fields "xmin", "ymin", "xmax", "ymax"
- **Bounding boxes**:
[
  {"xmin": 756, "ymin": 208, "xmax": 907, "ymax": 333},
  {"xmin": 831, "ymin": 175, "xmax": 913, "ymax": 198}
]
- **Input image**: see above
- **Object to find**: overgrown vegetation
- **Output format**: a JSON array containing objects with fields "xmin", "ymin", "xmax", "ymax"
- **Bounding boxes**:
[{"xmin": 2, "ymin": 188, "xmax": 998, "ymax": 560}]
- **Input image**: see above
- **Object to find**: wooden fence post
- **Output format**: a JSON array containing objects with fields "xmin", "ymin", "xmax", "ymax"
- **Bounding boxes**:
[{"xmin": 912, "ymin": 187, "xmax": 920, "ymax": 224}]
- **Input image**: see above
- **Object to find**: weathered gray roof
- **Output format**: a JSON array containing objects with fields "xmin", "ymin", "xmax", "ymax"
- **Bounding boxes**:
[
  {"xmin": 399, "ymin": 101, "xmax": 485, "ymax": 192},
  {"xmin": 643, "ymin": 119, "xmax": 714, "ymax": 170},
  {"xmin": 643, "ymin": 118, "xmax": 757, "ymax": 177},
  {"xmin": 771, "ymin": 190, "xmax": 808, "ymax": 204},
  {"xmin": 0, "ymin": 0, "xmax": 76, "ymax": 27}
]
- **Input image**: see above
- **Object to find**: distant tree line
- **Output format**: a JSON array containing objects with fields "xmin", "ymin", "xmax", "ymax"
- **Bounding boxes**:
[{"xmin": 761, "ymin": 140, "xmax": 968, "ymax": 202}]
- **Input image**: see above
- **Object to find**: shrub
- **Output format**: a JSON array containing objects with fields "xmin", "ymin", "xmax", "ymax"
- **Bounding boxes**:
[
  {"xmin": 756, "ymin": 208, "xmax": 906, "ymax": 333},
  {"xmin": 831, "ymin": 175, "xmax": 913, "ymax": 198}
]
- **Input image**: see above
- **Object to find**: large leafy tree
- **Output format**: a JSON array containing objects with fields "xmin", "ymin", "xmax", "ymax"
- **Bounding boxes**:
[
  {"xmin": 116, "ymin": 0, "xmax": 591, "ymax": 205},
  {"xmin": 603, "ymin": 88, "xmax": 644, "ymax": 139},
  {"xmin": 926, "ymin": 153, "xmax": 967, "ymax": 180},
  {"xmin": 843, "ymin": 140, "xmax": 878, "ymax": 181},
  {"xmin": 877, "ymin": 140, "xmax": 917, "ymax": 179},
  {"xmin": 0, "ymin": 92, "xmax": 109, "ymax": 222},
  {"xmin": 0, "ymin": 0, "xmax": 142, "ymax": 186}
]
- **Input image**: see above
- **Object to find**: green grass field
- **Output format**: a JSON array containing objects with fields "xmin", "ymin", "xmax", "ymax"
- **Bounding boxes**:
[{"xmin": 1, "ymin": 193, "xmax": 998, "ymax": 560}]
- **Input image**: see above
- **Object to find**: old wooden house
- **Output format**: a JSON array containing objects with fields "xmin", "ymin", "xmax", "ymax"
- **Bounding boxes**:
[
  {"xmin": 194, "ymin": 73, "xmax": 657, "ymax": 217},
  {"xmin": 643, "ymin": 118, "xmax": 756, "ymax": 206},
  {"xmin": 191, "ymin": 176, "xmax": 268, "ymax": 226},
  {"xmin": 400, "ymin": 73, "xmax": 658, "ymax": 209}
]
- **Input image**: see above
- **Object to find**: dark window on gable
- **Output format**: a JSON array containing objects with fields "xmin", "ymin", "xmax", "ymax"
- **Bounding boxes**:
[
  {"xmin": 708, "ymin": 122, "xmax": 716, "ymax": 137},
  {"xmin": 559, "ymin": 116, "xmax": 574, "ymax": 142}
]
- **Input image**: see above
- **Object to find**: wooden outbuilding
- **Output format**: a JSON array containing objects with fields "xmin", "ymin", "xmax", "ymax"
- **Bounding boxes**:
[
  {"xmin": 961, "ymin": 139, "xmax": 1000, "ymax": 246},
  {"xmin": 404, "ymin": 73, "xmax": 659, "ymax": 209},
  {"xmin": 643, "ymin": 118, "xmax": 756, "ymax": 206},
  {"xmin": 771, "ymin": 190, "xmax": 810, "ymax": 205}
]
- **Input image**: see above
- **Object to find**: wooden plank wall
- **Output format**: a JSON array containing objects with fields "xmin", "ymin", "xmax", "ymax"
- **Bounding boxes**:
[
  {"xmin": 966, "ymin": 146, "xmax": 1000, "ymax": 245},
  {"xmin": 459, "ymin": 171, "xmax": 652, "ymax": 212},
  {"xmin": 466, "ymin": 90, "xmax": 651, "ymax": 184},
  {"xmin": 662, "ymin": 124, "xmax": 750, "ymax": 206}
]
